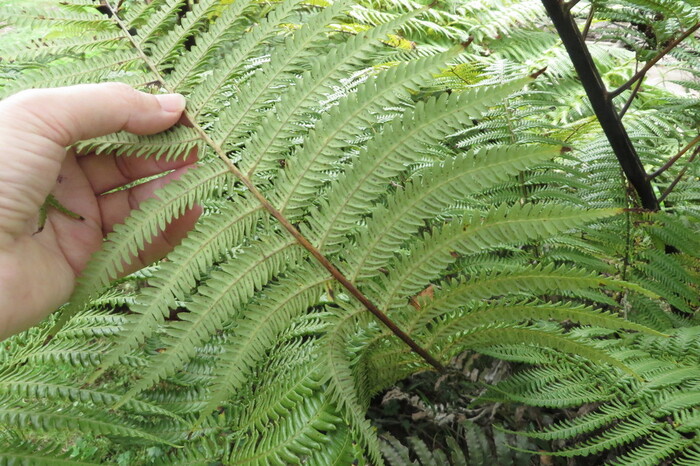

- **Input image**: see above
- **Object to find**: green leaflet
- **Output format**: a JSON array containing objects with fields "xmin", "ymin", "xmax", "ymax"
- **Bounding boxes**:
[
  {"xmin": 0, "ymin": 49, "xmax": 148, "ymax": 98},
  {"xmin": 186, "ymin": 0, "xmax": 305, "ymax": 115},
  {"xmin": 73, "ymin": 126, "xmax": 203, "ymax": 161},
  {"xmin": 0, "ymin": 395, "xmax": 176, "ymax": 447},
  {"xmin": 167, "ymin": 0, "xmax": 257, "ymax": 92},
  {"xmin": 0, "ymin": 441, "xmax": 101, "ymax": 466},
  {"xmin": 408, "ymin": 263, "xmax": 659, "ymax": 330},
  {"xmin": 3, "ymin": 30, "xmax": 126, "ymax": 61},
  {"xmin": 275, "ymin": 47, "xmax": 462, "ymax": 219},
  {"xmin": 441, "ymin": 327, "xmax": 639, "ymax": 378},
  {"xmin": 545, "ymin": 414, "xmax": 660, "ymax": 457},
  {"xmin": 199, "ymin": 263, "xmax": 329, "ymax": 421},
  {"xmin": 324, "ymin": 309, "xmax": 384, "ymax": 464},
  {"xmin": 230, "ymin": 395, "xmax": 344, "ymax": 465},
  {"xmin": 423, "ymin": 301, "xmax": 663, "ymax": 347},
  {"xmin": 210, "ymin": 0, "xmax": 354, "ymax": 163},
  {"xmin": 499, "ymin": 402, "xmax": 636, "ymax": 440},
  {"xmin": 0, "ymin": 367, "xmax": 180, "ymax": 420}
]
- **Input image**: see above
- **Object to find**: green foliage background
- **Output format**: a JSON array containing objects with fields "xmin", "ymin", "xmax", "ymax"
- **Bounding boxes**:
[{"xmin": 0, "ymin": 0, "xmax": 698, "ymax": 464}]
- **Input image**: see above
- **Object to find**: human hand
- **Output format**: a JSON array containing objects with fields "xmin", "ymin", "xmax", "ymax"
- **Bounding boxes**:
[{"xmin": 0, "ymin": 83, "xmax": 200, "ymax": 340}]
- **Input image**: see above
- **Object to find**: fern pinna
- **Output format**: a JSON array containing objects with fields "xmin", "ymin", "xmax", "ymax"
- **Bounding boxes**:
[
  {"xmin": 483, "ymin": 326, "xmax": 700, "ymax": 465},
  {"xmin": 0, "ymin": 0, "xmax": 674, "ymax": 464}
]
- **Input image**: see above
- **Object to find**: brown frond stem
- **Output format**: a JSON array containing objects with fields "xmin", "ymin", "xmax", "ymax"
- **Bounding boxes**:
[
  {"xmin": 106, "ymin": 1, "xmax": 445, "ymax": 372},
  {"xmin": 649, "ymin": 134, "xmax": 700, "ymax": 180},
  {"xmin": 659, "ymin": 145, "xmax": 700, "ymax": 203},
  {"xmin": 610, "ymin": 22, "xmax": 700, "ymax": 99}
]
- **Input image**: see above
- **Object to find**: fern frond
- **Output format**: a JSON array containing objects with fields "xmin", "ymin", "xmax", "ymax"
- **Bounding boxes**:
[
  {"xmin": 424, "ymin": 301, "xmax": 662, "ymax": 348},
  {"xmin": 155, "ymin": 435, "xmax": 227, "ymax": 465},
  {"xmin": 0, "ymin": 440, "xmax": 100, "ymax": 465},
  {"xmin": 677, "ymin": 446, "xmax": 700, "ymax": 466},
  {"xmin": 546, "ymin": 414, "xmax": 660, "ymax": 457},
  {"xmin": 199, "ymin": 264, "xmax": 329, "ymax": 419},
  {"xmin": 130, "ymin": 0, "xmax": 191, "ymax": 48},
  {"xmin": 230, "ymin": 395, "xmax": 344, "ymax": 465},
  {"xmin": 73, "ymin": 126, "xmax": 203, "ymax": 161},
  {"xmin": 649, "ymin": 390, "xmax": 700, "ymax": 416},
  {"xmin": 306, "ymin": 421, "xmax": 361, "ymax": 465},
  {"xmin": 608, "ymin": 429, "xmax": 691, "ymax": 466},
  {"xmin": 209, "ymin": 0, "xmax": 359, "ymax": 160},
  {"xmin": 409, "ymin": 264, "xmax": 656, "ymax": 330},
  {"xmin": 236, "ymin": 360, "xmax": 324, "ymax": 433},
  {"xmin": 440, "ymin": 326, "xmax": 638, "ymax": 379},
  {"xmin": 483, "ymin": 364, "xmax": 611, "ymax": 408},
  {"xmin": 514, "ymin": 402, "xmax": 636, "ymax": 440},
  {"xmin": 0, "ymin": 3, "xmax": 114, "ymax": 32},
  {"xmin": 325, "ymin": 310, "xmax": 384, "ymax": 464},
  {"xmin": 166, "ymin": 0, "xmax": 257, "ymax": 92},
  {"xmin": 5, "ymin": 0, "xmax": 697, "ymax": 462},
  {"xmin": 0, "ymin": 395, "xmax": 174, "ymax": 446},
  {"xmin": 187, "ymin": 0, "xmax": 306, "ymax": 115},
  {"xmin": 0, "ymin": 367, "xmax": 181, "ymax": 420},
  {"xmin": 4, "ymin": 29, "xmax": 126, "ymax": 61},
  {"xmin": 237, "ymin": 13, "xmax": 450, "ymax": 177},
  {"xmin": 0, "ymin": 49, "xmax": 148, "ymax": 98}
]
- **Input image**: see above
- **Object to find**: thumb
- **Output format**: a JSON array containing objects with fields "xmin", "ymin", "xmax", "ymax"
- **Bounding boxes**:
[
  {"xmin": 0, "ymin": 83, "xmax": 186, "ymax": 238},
  {"xmin": 0, "ymin": 83, "xmax": 186, "ymax": 146}
]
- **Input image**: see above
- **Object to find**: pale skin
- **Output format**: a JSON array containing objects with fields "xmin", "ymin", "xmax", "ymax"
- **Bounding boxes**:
[{"xmin": 0, "ymin": 83, "xmax": 200, "ymax": 340}]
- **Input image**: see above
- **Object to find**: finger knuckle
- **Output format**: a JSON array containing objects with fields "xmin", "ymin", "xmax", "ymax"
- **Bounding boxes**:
[
  {"xmin": 102, "ymin": 82, "xmax": 138, "ymax": 106},
  {"xmin": 4, "ymin": 88, "xmax": 44, "ymax": 111}
]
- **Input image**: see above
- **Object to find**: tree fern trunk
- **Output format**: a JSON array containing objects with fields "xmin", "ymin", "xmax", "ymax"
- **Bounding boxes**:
[{"xmin": 541, "ymin": 0, "xmax": 660, "ymax": 211}]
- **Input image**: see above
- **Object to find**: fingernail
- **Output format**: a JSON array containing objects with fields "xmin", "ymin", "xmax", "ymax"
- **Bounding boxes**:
[{"xmin": 156, "ymin": 93, "xmax": 186, "ymax": 113}]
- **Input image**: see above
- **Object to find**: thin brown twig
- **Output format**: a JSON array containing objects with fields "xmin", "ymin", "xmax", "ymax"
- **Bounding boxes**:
[
  {"xmin": 106, "ymin": 2, "xmax": 445, "ymax": 371},
  {"xmin": 659, "ymin": 145, "xmax": 700, "ymax": 203},
  {"xmin": 565, "ymin": 0, "xmax": 581, "ymax": 12},
  {"xmin": 610, "ymin": 21, "xmax": 700, "ymax": 99},
  {"xmin": 618, "ymin": 66, "xmax": 643, "ymax": 119},
  {"xmin": 649, "ymin": 134, "xmax": 700, "ymax": 180},
  {"xmin": 581, "ymin": 4, "xmax": 595, "ymax": 40}
]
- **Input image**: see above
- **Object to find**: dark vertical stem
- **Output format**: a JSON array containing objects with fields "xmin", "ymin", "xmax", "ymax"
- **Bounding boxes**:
[{"xmin": 541, "ymin": 0, "xmax": 660, "ymax": 211}]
